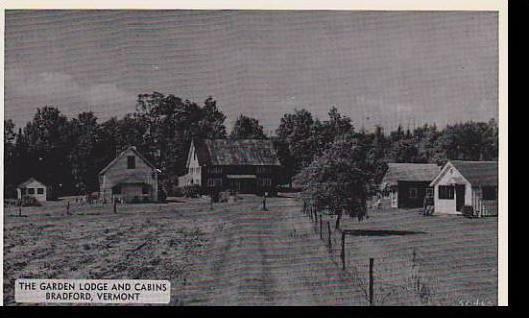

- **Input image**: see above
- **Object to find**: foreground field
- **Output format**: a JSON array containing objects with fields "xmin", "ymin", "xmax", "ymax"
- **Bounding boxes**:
[
  {"xmin": 3, "ymin": 195, "xmax": 497, "ymax": 305},
  {"xmin": 320, "ymin": 206, "xmax": 498, "ymax": 305}
]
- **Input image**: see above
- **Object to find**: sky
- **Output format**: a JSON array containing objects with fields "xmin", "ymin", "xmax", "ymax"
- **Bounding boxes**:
[{"xmin": 4, "ymin": 10, "xmax": 498, "ymax": 133}]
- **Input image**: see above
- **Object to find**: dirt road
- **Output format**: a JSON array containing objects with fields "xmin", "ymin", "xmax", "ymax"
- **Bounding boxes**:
[{"xmin": 184, "ymin": 196, "xmax": 367, "ymax": 306}]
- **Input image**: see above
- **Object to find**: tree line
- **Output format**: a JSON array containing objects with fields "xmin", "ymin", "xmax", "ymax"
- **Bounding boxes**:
[{"xmin": 4, "ymin": 91, "xmax": 498, "ymax": 200}]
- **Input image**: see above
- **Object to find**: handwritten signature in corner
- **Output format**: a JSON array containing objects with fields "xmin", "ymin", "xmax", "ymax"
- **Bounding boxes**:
[{"xmin": 458, "ymin": 298, "xmax": 495, "ymax": 306}]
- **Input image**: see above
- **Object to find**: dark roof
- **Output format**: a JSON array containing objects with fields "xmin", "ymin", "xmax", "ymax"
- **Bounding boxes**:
[
  {"xmin": 381, "ymin": 163, "xmax": 440, "ymax": 186},
  {"xmin": 193, "ymin": 139, "xmax": 281, "ymax": 166},
  {"xmin": 99, "ymin": 146, "xmax": 158, "ymax": 175},
  {"xmin": 450, "ymin": 160, "xmax": 498, "ymax": 186},
  {"xmin": 18, "ymin": 177, "xmax": 46, "ymax": 188}
]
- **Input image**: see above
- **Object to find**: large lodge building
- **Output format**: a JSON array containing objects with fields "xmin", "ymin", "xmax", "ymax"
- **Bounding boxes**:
[{"xmin": 179, "ymin": 139, "xmax": 282, "ymax": 194}]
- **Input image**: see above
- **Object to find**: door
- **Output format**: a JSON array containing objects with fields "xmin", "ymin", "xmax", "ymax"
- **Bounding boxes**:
[{"xmin": 455, "ymin": 184, "xmax": 465, "ymax": 212}]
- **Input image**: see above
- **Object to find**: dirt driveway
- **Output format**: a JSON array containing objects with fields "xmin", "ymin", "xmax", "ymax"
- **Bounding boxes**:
[{"xmin": 183, "ymin": 196, "xmax": 366, "ymax": 305}]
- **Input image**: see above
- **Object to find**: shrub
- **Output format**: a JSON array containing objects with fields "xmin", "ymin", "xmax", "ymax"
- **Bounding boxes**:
[
  {"xmin": 182, "ymin": 185, "xmax": 201, "ymax": 198},
  {"xmin": 462, "ymin": 205, "xmax": 474, "ymax": 217},
  {"xmin": 20, "ymin": 195, "xmax": 42, "ymax": 207},
  {"xmin": 211, "ymin": 191, "xmax": 220, "ymax": 203},
  {"xmin": 158, "ymin": 189, "xmax": 167, "ymax": 202}
]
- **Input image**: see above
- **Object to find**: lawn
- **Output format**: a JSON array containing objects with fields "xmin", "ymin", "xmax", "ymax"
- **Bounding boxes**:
[
  {"xmin": 319, "ymin": 207, "xmax": 498, "ymax": 305},
  {"xmin": 3, "ymin": 196, "xmax": 223, "ymax": 305},
  {"xmin": 3, "ymin": 196, "xmax": 498, "ymax": 306}
]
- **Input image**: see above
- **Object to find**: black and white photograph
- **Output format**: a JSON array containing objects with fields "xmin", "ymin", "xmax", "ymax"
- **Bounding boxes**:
[{"xmin": 1, "ymin": 1, "xmax": 507, "ymax": 307}]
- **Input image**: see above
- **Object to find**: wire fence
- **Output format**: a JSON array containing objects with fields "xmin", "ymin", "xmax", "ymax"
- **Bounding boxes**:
[{"xmin": 300, "ymin": 200, "xmax": 437, "ymax": 305}]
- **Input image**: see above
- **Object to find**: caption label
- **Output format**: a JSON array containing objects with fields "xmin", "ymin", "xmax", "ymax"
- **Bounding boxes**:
[{"xmin": 15, "ymin": 279, "xmax": 170, "ymax": 304}]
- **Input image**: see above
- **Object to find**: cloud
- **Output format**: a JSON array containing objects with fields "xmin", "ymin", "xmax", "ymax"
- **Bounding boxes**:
[{"xmin": 5, "ymin": 66, "xmax": 136, "ymax": 123}]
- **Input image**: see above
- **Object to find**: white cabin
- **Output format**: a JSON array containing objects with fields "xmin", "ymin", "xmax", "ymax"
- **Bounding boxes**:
[
  {"xmin": 430, "ymin": 161, "xmax": 498, "ymax": 216},
  {"xmin": 17, "ymin": 178, "xmax": 47, "ymax": 202}
]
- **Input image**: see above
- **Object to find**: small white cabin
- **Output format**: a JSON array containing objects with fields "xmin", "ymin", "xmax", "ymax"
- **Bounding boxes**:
[
  {"xmin": 429, "ymin": 161, "xmax": 498, "ymax": 216},
  {"xmin": 17, "ymin": 178, "xmax": 47, "ymax": 202}
]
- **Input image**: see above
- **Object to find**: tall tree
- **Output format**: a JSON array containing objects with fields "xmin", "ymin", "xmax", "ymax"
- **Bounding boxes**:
[
  {"xmin": 134, "ymin": 93, "xmax": 227, "ymax": 191},
  {"xmin": 68, "ymin": 112, "xmax": 100, "ymax": 194},
  {"xmin": 22, "ymin": 107, "xmax": 75, "ymax": 196},
  {"xmin": 4, "ymin": 120, "xmax": 17, "ymax": 197},
  {"xmin": 295, "ymin": 134, "xmax": 377, "ymax": 229},
  {"xmin": 276, "ymin": 109, "xmax": 317, "ymax": 178},
  {"xmin": 230, "ymin": 114, "xmax": 267, "ymax": 139}
]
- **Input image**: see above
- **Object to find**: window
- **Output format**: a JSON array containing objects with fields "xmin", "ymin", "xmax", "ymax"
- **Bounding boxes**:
[
  {"xmin": 127, "ymin": 156, "xmax": 136, "ymax": 169},
  {"xmin": 438, "ymin": 185, "xmax": 454, "ymax": 200},
  {"xmin": 28, "ymin": 188, "xmax": 35, "ymax": 195},
  {"xmin": 409, "ymin": 188, "xmax": 418, "ymax": 199},
  {"xmin": 259, "ymin": 178, "xmax": 272, "ymax": 187},
  {"xmin": 482, "ymin": 186, "xmax": 497, "ymax": 200},
  {"xmin": 37, "ymin": 188, "xmax": 44, "ymax": 194}
]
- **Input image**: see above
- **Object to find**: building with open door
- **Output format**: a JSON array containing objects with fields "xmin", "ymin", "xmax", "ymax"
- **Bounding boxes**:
[{"xmin": 429, "ymin": 160, "xmax": 498, "ymax": 216}]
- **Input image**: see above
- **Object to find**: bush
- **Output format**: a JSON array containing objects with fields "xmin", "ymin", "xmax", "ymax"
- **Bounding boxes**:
[
  {"xmin": 158, "ymin": 189, "xmax": 167, "ymax": 202},
  {"xmin": 182, "ymin": 185, "xmax": 202, "ymax": 198},
  {"xmin": 211, "ymin": 191, "xmax": 220, "ymax": 203},
  {"xmin": 20, "ymin": 195, "xmax": 42, "ymax": 207},
  {"xmin": 462, "ymin": 205, "xmax": 474, "ymax": 217}
]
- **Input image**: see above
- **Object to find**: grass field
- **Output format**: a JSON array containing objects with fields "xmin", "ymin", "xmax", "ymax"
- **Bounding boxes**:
[
  {"xmin": 320, "ymin": 206, "xmax": 498, "ymax": 305},
  {"xmin": 3, "ymin": 195, "xmax": 497, "ymax": 305}
]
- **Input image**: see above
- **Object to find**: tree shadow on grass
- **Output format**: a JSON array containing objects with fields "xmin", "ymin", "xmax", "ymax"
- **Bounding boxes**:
[{"xmin": 342, "ymin": 229, "xmax": 426, "ymax": 237}]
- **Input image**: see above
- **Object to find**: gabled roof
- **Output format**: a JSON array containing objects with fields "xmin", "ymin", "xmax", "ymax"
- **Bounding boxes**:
[
  {"xmin": 381, "ymin": 163, "xmax": 440, "ymax": 187},
  {"xmin": 18, "ymin": 177, "xmax": 46, "ymax": 188},
  {"xmin": 190, "ymin": 139, "xmax": 281, "ymax": 166},
  {"xmin": 99, "ymin": 146, "xmax": 158, "ymax": 175},
  {"xmin": 450, "ymin": 160, "xmax": 498, "ymax": 187}
]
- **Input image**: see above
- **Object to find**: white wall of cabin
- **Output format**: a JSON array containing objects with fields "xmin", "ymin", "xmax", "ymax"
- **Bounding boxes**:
[{"xmin": 432, "ymin": 164, "xmax": 471, "ymax": 214}]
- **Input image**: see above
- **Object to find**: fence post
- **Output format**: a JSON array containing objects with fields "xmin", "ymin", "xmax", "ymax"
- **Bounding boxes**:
[
  {"xmin": 262, "ymin": 192, "xmax": 268, "ymax": 211},
  {"xmin": 113, "ymin": 200, "xmax": 117, "ymax": 214},
  {"xmin": 319, "ymin": 215, "xmax": 323, "ymax": 240},
  {"xmin": 66, "ymin": 201, "xmax": 70, "ymax": 216},
  {"xmin": 327, "ymin": 221, "xmax": 332, "ymax": 249},
  {"xmin": 341, "ymin": 232, "xmax": 346, "ymax": 270},
  {"xmin": 18, "ymin": 204, "xmax": 22, "ymax": 217},
  {"xmin": 369, "ymin": 258, "xmax": 374, "ymax": 305}
]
